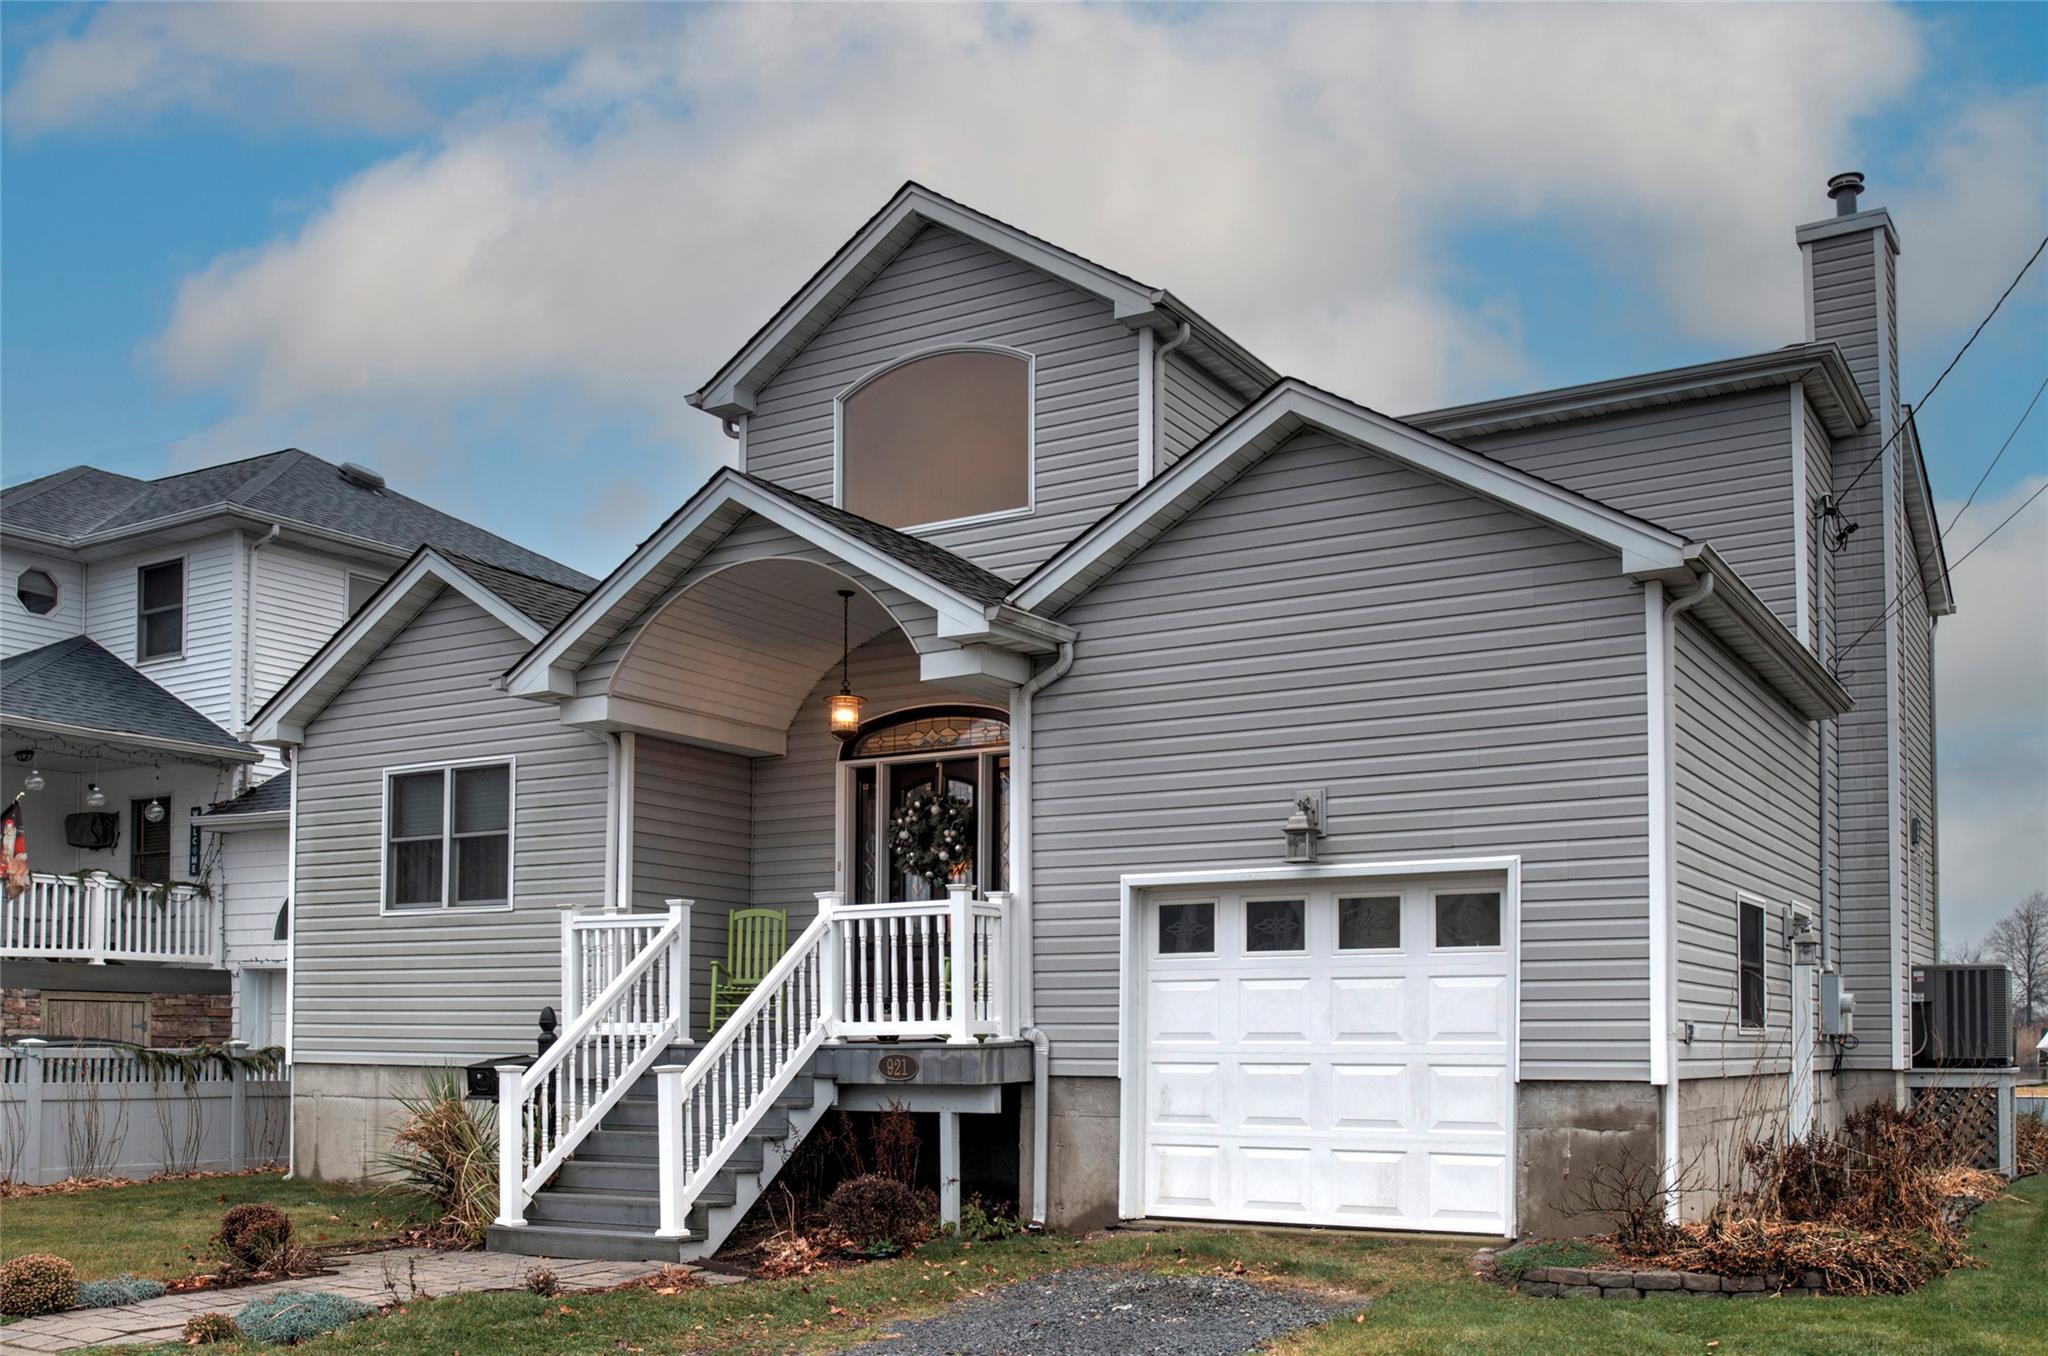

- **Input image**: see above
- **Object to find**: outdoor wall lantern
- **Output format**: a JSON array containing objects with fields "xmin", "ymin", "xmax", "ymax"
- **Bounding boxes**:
[
  {"xmin": 827, "ymin": 588, "xmax": 866, "ymax": 743},
  {"xmin": 1282, "ymin": 792, "xmax": 1321, "ymax": 863}
]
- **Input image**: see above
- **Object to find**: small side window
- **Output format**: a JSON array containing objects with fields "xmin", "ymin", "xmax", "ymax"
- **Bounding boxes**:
[
  {"xmin": 1739, "ymin": 900, "xmax": 1766, "ymax": 1030},
  {"xmin": 1157, "ymin": 901, "xmax": 1215, "ymax": 955},
  {"xmin": 137, "ymin": 559, "xmax": 185, "ymax": 660},
  {"xmin": 16, "ymin": 568, "xmax": 58, "ymax": 616}
]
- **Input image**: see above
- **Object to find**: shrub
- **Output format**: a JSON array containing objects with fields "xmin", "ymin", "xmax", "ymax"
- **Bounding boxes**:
[
  {"xmin": 1495, "ymin": 1239, "xmax": 1606, "ymax": 1281},
  {"xmin": 0, "ymin": 1253, "xmax": 77, "ymax": 1317},
  {"xmin": 217, "ymin": 1202, "xmax": 295, "ymax": 1270},
  {"xmin": 381, "ymin": 1070, "xmax": 497, "ymax": 1247},
  {"xmin": 182, "ymin": 1312, "xmax": 241, "ymax": 1345},
  {"xmin": 74, "ymin": 1274, "xmax": 169, "ymax": 1308},
  {"xmin": 521, "ymin": 1265, "xmax": 559, "ymax": 1297},
  {"xmin": 955, "ymin": 1196, "xmax": 1022, "ymax": 1243},
  {"xmin": 2015, "ymin": 1109, "xmax": 2046, "ymax": 1177},
  {"xmin": 824, "ymin": 1173, "xmax": 931, "ymax": 1251},
  {"xmin": 235, "ymin": 1290, "xmax": 372, "ymax": 1345}
]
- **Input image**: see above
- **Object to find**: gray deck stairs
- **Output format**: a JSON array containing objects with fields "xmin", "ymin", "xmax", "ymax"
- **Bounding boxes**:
[{"xmin": 487, "ymin": 1047, "xmax": 836, "ymax": 1263}]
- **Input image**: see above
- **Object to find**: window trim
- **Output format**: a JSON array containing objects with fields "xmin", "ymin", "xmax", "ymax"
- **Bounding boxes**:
[
  {"xmin": 1737, "ymin": 893, "xmax": 1768, "ymax": 1032},
  {"xmin": 832, "ymin": 342, "xmax": 1037, "ymax": 533},
  {"xmin": 136, "ymin": 556, "xmax": 188, "ymax": 663},
  {"xmin": 378, "ymin": 756, "xmax": 516, "ymax": 915},
  {"xmin": 129, "ymin": 797, "xmax": 173, "ymax": 883},
  {"xmin": 15, "ymin": 566, "xmax": 60, "ymax": 617},
  {"xmin": 836, "ymin": 708, "xmax": 1010, "ymax": 903}
]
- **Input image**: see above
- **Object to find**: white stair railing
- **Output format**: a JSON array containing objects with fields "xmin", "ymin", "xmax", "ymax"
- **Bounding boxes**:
[
  {"xmin": 653, "ymin": 893, "xmax": 841, "ymax": 1238},
  {"xmin": 495, "ymin": 901, "xmax": 689, "ymax": 1228}
]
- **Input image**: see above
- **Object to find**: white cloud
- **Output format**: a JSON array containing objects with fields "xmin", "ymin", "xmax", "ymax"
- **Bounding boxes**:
[
  {"xmin": 1934, "ymin": 476, "xmax": 2048, "ymax": 947},
  {"xmin": 132, "ymin": 3, "xmax": 1953, "ymax": 437}
]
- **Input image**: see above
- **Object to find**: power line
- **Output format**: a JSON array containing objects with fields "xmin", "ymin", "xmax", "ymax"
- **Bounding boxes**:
[
  {"xmin": 1943, "ymin": 373, "xmax": 2047, "ymax": 539},
  {"xmin": 1839, "ymin": 233, "xmax": 2048, "ymax": 503},
  {"xmin": 1833, "ymin": 476, "xmax": 2048, "ymax": 668}
]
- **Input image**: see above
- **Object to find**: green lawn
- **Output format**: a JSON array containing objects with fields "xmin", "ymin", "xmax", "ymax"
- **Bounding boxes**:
[
  {"xmin": 79, "ymin": 1174, "xmax": 2045, "ymax": 1354},
  {"xmin": 0, "ymin": 1174, "xmax": 428, "ymax": 1282}
]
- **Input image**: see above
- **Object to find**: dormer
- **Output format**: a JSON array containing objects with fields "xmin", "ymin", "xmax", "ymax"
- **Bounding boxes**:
[{"xmin": 690, "ymin": 183, "xmax": 1272, "ymax": 580}]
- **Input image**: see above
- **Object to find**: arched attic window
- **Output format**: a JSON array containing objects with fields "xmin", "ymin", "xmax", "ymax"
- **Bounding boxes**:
[{"xmin": 838, "ymin": 348, "xmax": 1031, "ymax": 530}]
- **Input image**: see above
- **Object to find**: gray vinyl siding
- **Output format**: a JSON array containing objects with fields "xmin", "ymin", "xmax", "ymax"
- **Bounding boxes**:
[
  {"xmin": 1031, "ymin": 430, "xmax": 1652, "ymax": 1080},
  {"xmin": 1671, "ymin": 614, "xmax": 1819, "ymax": 1078},
  {"xmin": 1461, "ymin": 391, "xmax": 1798, "ymax": 629},
  {"xmin": 292, "ymin": 587, "xmax": 609, "ymax": 1064},
  {"xmin": 250, "ymin": 545, "xmax": 388, "ymax": 776},
  {"xmin": 748, "ymin": 630, "xmax": 980, "ymax": 926},
  {"xmin": 1159, "ymin": 350, "xmax": 1245, "ymax": 471},
  {"xmin": 631, "ymin": 736, "xmax": 753, "ymax": 1040},
  {"xmin": 1803, "ymin": 401, "xmax": 1832, "ymax": 654},
  {"xmin": 743, "ymin": 224, "xmax": 1142, "ymax": 581},
  {"xmin": 1810, "ymin": 222, "xmax": 1900, "ymax": 1068},
  {"xmin": 222, "ymin": 825, "xmax": 289, "ymax": 969}
]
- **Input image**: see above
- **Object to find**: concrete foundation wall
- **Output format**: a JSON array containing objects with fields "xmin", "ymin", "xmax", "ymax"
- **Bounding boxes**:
[
  {"xmin": 1023, "ymin": 1075, "xmax": 1120, "ymax": 1233},
  {"xmin": 1676, "ymin": 1068, "xmax": 1907, "ymax": 1220},
  {"xmin": 291, "ymin": 1062, "xmax": 453, "ymax": 1183},
  {"xmin": 1515, "ymin": 1081, "xmax": 1661, "ymax": 1237}
]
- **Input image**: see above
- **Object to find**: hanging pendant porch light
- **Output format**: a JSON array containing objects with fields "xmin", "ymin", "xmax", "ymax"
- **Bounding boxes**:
[
  {"xmin": 144, "ymin": 763, "xmax": 166, "ymax": 822},
  {"xmin": 23, "ymin": 767, "xmax": 45, "ymax": 793},
  {"xmin": 86, "ymin": 782, "xmax": 106, "ymax": 808},
  {"xmin": 827, "ymin": 588, "xmax": 866, "ymax": 743}
]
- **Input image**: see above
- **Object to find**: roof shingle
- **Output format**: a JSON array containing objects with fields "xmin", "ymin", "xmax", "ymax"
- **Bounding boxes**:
[{"xmin": 1, "ymin": 638, "xmax": 256, "ymax": 758}]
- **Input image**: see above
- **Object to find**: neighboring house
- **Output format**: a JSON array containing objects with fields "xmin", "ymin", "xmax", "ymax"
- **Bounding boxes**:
[
  {"xmin": 252, "ymin": 176, "xmax": 1958, "ymax": 1259},
  {"xmin": 1, "ymin": 451, "xmax": 591, "ymax": 1050}
]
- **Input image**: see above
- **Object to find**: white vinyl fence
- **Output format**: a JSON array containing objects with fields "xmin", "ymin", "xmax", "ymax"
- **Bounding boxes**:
[{"xmin": 0, "ymin": 1041, "xmax": 289, "ymax": 1186}]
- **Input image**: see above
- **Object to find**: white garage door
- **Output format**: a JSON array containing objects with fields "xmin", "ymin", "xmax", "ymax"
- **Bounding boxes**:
[{"xmin": 1140, "ymin": 877, "xmax": 1514, "ymax": 1233}]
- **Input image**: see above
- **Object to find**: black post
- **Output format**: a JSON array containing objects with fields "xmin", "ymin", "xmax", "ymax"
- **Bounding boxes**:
[{"xmin": 536, "ymin": 1006, "xmax": 558, "ymax": 1057}]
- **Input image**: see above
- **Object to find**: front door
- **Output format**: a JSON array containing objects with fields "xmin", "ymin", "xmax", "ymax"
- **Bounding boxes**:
[{"xmin": 843, "ymin": 708, "xmax": 1009, "ymax": 903}]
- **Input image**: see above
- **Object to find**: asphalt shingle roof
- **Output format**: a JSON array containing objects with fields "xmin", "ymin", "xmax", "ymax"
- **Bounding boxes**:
[
  {"xmin": 0, "ymin": 637, "xmax": 255, "ymax": 757},
  {"xmin": 738, "ymin": 472, "xmax": 1013, "ymax": 606},
  {"xmin": 204, "ymin": 769, "xmax": 291, "ymax": 818},
  {"xmin": 440, "ymin": 552, "xmax": 587, "ymax": 630},
  {"xmin": 4, "ymin": 450, "xmax": 593, "ymax": 591}
]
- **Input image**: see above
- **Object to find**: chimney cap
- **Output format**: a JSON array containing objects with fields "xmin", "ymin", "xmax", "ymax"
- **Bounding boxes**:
[{"xmin": 1827, "ymin": 171, "xmax": 1866, "ymax": 216}]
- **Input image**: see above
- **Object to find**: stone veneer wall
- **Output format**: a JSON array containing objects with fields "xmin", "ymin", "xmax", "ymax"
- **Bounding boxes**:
[{"xmin": 1, "ymin": 987, "xmax": 232, "ymax": 1046}]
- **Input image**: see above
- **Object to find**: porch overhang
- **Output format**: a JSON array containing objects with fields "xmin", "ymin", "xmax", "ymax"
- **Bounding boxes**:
[{"xmin": 502, "ymin": 470, "xmax": 1072, "ymax": 745}]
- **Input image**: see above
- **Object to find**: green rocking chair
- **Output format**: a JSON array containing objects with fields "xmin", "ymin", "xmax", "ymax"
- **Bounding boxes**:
[{"xmin": 707, "ymin": 908, "xmax": 788, "ymax": 1034}]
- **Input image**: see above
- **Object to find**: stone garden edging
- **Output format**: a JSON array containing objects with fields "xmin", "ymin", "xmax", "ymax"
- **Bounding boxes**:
[{"xmin": 1513, "ymin": 1266, "xmax": 1831, "ymax": 1300}]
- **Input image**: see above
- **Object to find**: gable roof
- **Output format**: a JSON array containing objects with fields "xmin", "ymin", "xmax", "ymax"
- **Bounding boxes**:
[
  {"xmin": 1898, "ymin": 412, "xmax": 1956, "ymax": 616},
  {"xmin": 688, "ymin": 182, "xmax": 1276, "ymax": 420},
  {"xmin": 248, "ymin": 547, "xmax": 577, "ymax": 746},
  {"xmin": 4, "ymin": 448, "xmax": 592, "ymax": 590},
  {"xmin": 1010, "ymin": 378, "xmax": 1851, "ymax": 720},
  {"xmin": 1406, "ymin": 342, "xmax": 1872, "ymax": 442},
  {"xmin": 1, "ymin": 637, "xmax": 259, "ymax": 762},
  {"xmin": 502, "ymin": 467, "xmax": 1066, "ymax": 703}
]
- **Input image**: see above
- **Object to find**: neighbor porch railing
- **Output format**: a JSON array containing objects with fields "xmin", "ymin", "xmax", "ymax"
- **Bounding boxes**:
[
  {"xmin": 494, "ymin": 900, "xmax": 690, "ymax": 1228},
  {"xmin": 650, "ymin": 884, "xmax": 1012, "ymax": 1237},
  {"xmin": 1, "ymin": 872, "xmax": 219, "ymax": 967}
]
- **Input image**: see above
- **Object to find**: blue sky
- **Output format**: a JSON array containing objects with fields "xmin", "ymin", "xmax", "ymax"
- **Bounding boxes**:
[{"xmin": 2, "ymin": 2, "xmax": 2043, "ymax": 941}]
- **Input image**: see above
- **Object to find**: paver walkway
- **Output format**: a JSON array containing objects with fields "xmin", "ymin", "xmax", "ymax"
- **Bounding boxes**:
[{"xmin": 0, "ymin": 1248, "xmax": 668, "ymax": 1352}]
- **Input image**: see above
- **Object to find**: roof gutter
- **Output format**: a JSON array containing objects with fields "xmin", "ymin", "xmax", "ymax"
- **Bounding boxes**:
[{"xmin": 0, "ymin": 715, "xmax": 261, "ymax": 765}]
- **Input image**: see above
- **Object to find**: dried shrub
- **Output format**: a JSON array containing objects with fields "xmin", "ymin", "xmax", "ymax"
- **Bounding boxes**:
[
  {"xmin": 1568, "ymin": 1146, "xmax": 1681, "ymax": 1254},
  {"xmin": 0, "ymin": 1253, "xmax": 77, "ymax": 1317},
  {"xmin": 217, "ymin": 1202, "xmax": 294, "ymax": 1270},
  {"xmin": 2016, "ymin": 1110, "xmax": 2047, "ymax": 1177},
  {"xmin": 521, "ymin": 1266, "xmax": 559, "ymax": 1297},
  {"xmin": 870, "ymin": 1105, "xmax": 920, "ymax": 1185},
  {"xmin": 824, "ymin": 1173, "xmax": 931, "ymax": 1252},
  {"xmin": 75, "ymin": 1274, "xmax": 168, "ymax": 1308},
  {"xmin": 234, "ymin": 1290, "xmax": 372, "ymax": 1345},
  {"xmin": 381, "ymin": 1070, "xmax": 496, "ymax": 1247},
  {"xmin": 182, "ymin": 1312, "xmax": 240, "ymax": 1345}
]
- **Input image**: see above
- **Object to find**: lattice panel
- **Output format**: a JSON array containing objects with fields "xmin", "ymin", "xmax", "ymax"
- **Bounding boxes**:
[{"xmin": 1912, "ymin": 1085, "xmax": 1999, "ymax": 1170}]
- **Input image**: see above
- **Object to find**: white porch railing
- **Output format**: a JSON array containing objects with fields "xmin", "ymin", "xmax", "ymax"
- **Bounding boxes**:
[
  {"xmin": 1, "ymin": 872, "xmax": 219, "ymax": 966},
  {"xmin": 649, "ymin": 884, "xmax": 1012, "ymax": 1238},
  {"xmin": 495, "ymin": 900, "xmax": 690, "ymax": 1228}
]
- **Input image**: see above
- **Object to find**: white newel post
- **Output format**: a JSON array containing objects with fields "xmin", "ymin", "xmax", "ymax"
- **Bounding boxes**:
[
  {"xmin": 654, "ymin": 1064, "xmax": 689, "ymax": 1238},
  {"xmin": 816, "ymin": 892, "xmax": 845, "ymax": 1040},
  {"xmin": 87, "ymin": 873, "xmax": 110, "ymax": 964},
  {"xmin": 666, "ymin": 900, "xmax": 693, "ymax": 1044},
  {"xmin": 987, "ymin": 891, "xmax": 1014, "ymax": 1038},
  {"xmin": 559, "ymin": 908, "xmax": 580, "ymax": 1024},
  {"xmin": 495, "ymin": 1065, "xmax": 527, "ymax": 1227},
  {"xmin": 947, "ymin": 884, "xmax": 975, "ymax": 1045}
]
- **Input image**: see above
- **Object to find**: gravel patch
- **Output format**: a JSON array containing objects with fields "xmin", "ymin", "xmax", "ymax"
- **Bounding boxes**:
[{"xmin": 839, "ymin": 1264, "xmax": 1352, "ymax": 1356}]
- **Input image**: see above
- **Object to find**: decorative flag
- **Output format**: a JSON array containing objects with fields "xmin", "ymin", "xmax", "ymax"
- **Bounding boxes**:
[{"xmin": 1, "ymin": 796, "xmax": 26, "ymax": 903}]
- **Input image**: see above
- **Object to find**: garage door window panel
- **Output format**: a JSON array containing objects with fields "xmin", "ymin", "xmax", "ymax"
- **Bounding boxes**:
[
  {"xmin": 1245, "ymin": 899, "xmax": 1305, "ymax": 953},
  {"xmin": 1338, "ymin": 896, "xmax": 1402, "ymax": 951},
  {"xmin": 1434, "ymin": 891, "xmax": 1502, "ymax": 948},
  {"xmin": 1158, "ymin": 901, "xmax": 1215, "ymax": 955}
]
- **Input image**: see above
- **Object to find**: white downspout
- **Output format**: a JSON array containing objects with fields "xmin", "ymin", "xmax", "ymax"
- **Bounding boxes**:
[
  {"xmin": 1657, "ymin": 570, "xmax": 1715, "ymax": 1219},
  {"xmin": 282, "ymin": 744, "xmax": 298, "ymax": 1179},
  {"xmin": 1012, "ymin": 639, "xmax": 1074, "ymax": 1228},
  {"xmin": 1149, "ymin": 323, "xmax": 1192, "ymax": 484},
  {"xmin": 242, "ymin": 524, "xmax": 282, "ymax": 791}
]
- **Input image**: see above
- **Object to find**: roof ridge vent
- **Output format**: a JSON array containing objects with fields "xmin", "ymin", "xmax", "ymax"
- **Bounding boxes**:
[{"xmin": 338, "ymin": 462, "xmax": 387, "ymax": 492}]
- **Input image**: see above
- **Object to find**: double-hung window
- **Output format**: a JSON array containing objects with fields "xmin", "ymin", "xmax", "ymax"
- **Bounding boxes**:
[
  {"xmin": 137, "ymin": 559, "xmax": 184, "ymax": 660},
  {"xmin": 1738, "ymin": 898, "xmax": 1766, "ymax": 1030},
  {"xmin": 385, "ymin": 762, "xmax": 512, "ymax": 910}
]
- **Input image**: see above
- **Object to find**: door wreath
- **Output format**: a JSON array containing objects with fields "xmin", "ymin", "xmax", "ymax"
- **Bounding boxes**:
[{"xmin": 891, "ymin": 788, "xmax": 974, "ymax": 887}]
